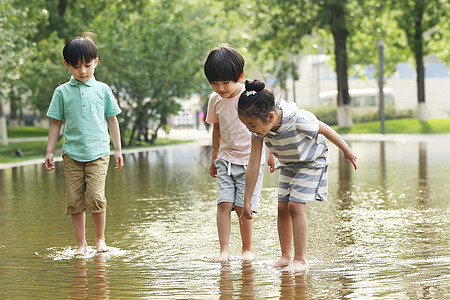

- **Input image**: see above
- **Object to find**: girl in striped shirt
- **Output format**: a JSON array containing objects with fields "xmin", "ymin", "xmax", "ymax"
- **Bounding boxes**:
[{"xmin": 238, "ymin": 79, "xmax": 357, "ymax": 273}]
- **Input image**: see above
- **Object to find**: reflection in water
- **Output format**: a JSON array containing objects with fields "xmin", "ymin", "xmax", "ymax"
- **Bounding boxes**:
[
  {"xmin": 1, "ymin": 140, "xmax": 450, "ymax": 299},
  {"xmin": 279, "ymin": 271, "xmax": 309, "ymax": 299},
  {"xmin": 69, "ymin": 255, "xmax": 109, "ymax": 299},
  {"xmin": 219, "ymin": 261, "xmax": 255, "ymax": 299}
]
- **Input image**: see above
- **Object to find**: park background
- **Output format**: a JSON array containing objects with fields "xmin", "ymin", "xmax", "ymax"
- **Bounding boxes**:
[
  {"xmin": 1, "ymin": 0, "xmax": 450, "ymax": 150},
  {"xmin": 1, "ymin": 1, "xmax": 450, "ymax": 299}
]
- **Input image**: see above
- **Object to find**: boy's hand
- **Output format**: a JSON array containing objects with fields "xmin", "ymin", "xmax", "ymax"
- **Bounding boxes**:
[
  {"xmin": 343, "ymin": 149, "xmax": 357, "ymax": 170},
  {"xmin": 239, "ymin": 204, "xmax": 253, "ymax": 225},
  {"xmin": 114, "ymin": 152, "xmax": 123, "ymax": 169},
  {"xmin": 45, "ymin": 153, "xmax": 55, "ymax": 171},
  {"xmin": 209, "ymin": 160, "xmax": 217, "ymax": 177}
]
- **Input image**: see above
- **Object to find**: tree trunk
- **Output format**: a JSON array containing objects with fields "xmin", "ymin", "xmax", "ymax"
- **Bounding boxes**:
[
  {"xmin": 414, "ymin": 18, "xmax": 427, "ymax": 121},
  {"xmin": 333, "ymin": 30, "xmax": 353, "ymax": 128},
  {"xmin": 0, "ymin": 102, "xmax": 8, "ymax": 146},
  {"xmin": 330, "ymin": 3, "xmax": 353, "ymax": 128}
]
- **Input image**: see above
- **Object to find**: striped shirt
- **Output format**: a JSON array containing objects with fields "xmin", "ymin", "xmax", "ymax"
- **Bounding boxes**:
[{"xmin": 254, "ymin": 99, "xmax": 330, "ymax": 171}]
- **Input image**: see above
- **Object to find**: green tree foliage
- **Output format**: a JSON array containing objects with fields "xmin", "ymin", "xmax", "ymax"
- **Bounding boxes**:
[
  {"xmin": 246, "ymin": 0, "xmax": 363, "ymax": 128},
  {"xmin": 390, "ymin": 0, "xmax": 446, "ymax": 121},
  {"xmin": 92, "ymin": 0, "xmax": 211, "ymax": 146}
]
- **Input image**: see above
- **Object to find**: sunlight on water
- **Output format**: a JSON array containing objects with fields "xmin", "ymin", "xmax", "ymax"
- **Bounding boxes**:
[{"xmin": 1, "ymin": 140, "xmax": 449, "ymax": 298}]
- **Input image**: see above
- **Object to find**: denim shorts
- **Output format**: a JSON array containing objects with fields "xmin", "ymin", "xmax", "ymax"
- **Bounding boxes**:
[
  {"xmin": 215, "ymin": 158, "xmax": 264, "ymax": 213},
  {"xmin": 63, "ymin": 155, "xmax": 110, "ymax": 215}
]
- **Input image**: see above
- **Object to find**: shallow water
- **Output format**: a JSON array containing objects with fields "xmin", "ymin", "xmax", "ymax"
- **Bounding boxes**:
[{"xmin": 1, "ymin": 139, "xmax": 449, "ymax": 299}]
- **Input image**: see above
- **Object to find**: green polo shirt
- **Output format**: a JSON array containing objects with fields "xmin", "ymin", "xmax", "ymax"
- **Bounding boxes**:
[{"xmin": 47, "ymin": 75, "xmax": 122, "ymax": 162}]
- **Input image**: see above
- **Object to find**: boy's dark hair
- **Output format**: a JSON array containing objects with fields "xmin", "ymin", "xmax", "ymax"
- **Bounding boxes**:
[
  {"xmin": 204, "ymin": 44, "xmax": 245, "ymax": 83},
  {"xmin": 63, "ymin": 36, "xmax": 98, "ymax": 66},
  {"xmin": 238, "ymin": 79, "xmax": 278, "ymax": 121}
]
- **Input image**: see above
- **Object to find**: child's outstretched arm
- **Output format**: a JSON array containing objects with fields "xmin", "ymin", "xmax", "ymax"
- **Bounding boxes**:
[
  {"xmin": 318, "ymin": 121, "xmax": 357, "ymax": 170},
  {"xmin": 240, "ymin": 137, "xmax": 264, "ymax": 223},
  {"xmin": 107, "ymin": 116, "xmax": 123, "ymax": 170},
  {"xmin": 45, "ymin": 118, "xmax": 62, "ymax": 171}
]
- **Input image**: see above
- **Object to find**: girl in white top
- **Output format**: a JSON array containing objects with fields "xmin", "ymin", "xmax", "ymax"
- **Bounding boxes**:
[{"xmin": 238, "ymin": 79, "xmax": 357, "ymax": 272}]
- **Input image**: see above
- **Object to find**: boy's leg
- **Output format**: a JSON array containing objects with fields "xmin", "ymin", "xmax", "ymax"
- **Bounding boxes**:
[
  {"xmin": 92, "ymin": 212, "xmax": 108, "ymax": 253},
  {"xmin": 63, "ymin": 155, "xmax": 88, "ymax": 255},
  {"xmin": 268, "ymin": 201, "xmax": 293, "ymax": 267},
  {"xmin": 72, "ymin": 212, "xmax": 88, "ymax": 255},
  {"xmin": 84, "ymin": 156, "xmax": 110, "ymax": 253},
  {"xmin": 217, "ymin": 202, "xmax": 233, "ymax": 261},
  {"xmin": 282, "ymin": 202, "xmax": 309, "ymax": 273},
  {"xmin": 217, "ymin": 202, "xmax": 233, "ymax": 260},
  {"xmin": 234, "ymin": 206, "xmax": 253, "ymax": 260}
]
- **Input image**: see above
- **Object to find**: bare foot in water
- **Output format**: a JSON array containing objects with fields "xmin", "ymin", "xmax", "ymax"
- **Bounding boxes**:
[
  {"xmin": 96, "ymin": 239, "xmax": 109, "ymax": 253},
  {"xmin": 75, "ymin": 242, "xmax": 88, "ymax": 255},
  {"xmin": 281, "ymin": 260, "xmax": 309, "ymax": 273},
  {"xmin": 267, "ymin": 256, "xmax": 291, "ymax": 268},
  {"xmin": 214, "ymin": 250, "xmax": 230, "ymax": 262},
  {"xmin": 241, "ymin": 250, "xmax": 254, "ymax": 261}
]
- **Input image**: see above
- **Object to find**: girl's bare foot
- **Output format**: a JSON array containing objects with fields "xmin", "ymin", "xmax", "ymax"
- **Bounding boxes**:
[
  {"xmin": 96, "ymin": 239, "xmax": 109, "ymax": 253},
  {"xmin": 267, "ymin": 256, "xmax": 291, "ymax": 268},
  {"xmin": 241, "ymin": 250, "xmax": 254, "ymax": 261},
  {"xmin": 75, "ymin": 242, "xmax": 88, "ymax": 255},
  {"xmin": 281, "ymin": 260, "xmax": 309, "ymax": 273}
]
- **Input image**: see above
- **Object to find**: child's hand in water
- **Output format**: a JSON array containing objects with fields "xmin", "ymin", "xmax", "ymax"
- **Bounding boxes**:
[
  {"xmin": 240, "ymin": 204, "xmax": 253, "ymax": 225},
  {"xmin": 343, "ymin": 149, "xmax": 358, "ymax": 170}
]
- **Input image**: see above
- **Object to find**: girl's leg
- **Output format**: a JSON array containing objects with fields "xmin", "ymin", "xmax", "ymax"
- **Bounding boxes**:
[
  {"xmin": 92, "ymin": 212, "xmax": 109, "ymax": 253},
  {"xmin": 282, "ymin": 202, "xmax": 309, "ymax": 273},
  {"xmin": 217, "ymin": 202, "xmax": 233, "ymax": 261},
  {"xmin": 268, "ymin": 201, "xmax": 293, "ymax": 267},
  {"xmin": 72, "ymin": 211, "xmax": 88, "ymax": 255},
  {"xmin": 234, "ymin": 206, "xmax": 253, "ymax": 260}
]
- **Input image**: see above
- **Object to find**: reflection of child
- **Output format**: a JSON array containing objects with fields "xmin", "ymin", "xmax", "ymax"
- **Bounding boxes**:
[
  {"xmin": 238, "ymin": 79, "xmax": 357, "ymax": 272},
  {"xmin": 45, "ymin": 35, "xmax": 123, "ymax": 255},
  {"xmin": 204, "ymin": 45, "xmax": 276, "ymax": 261}
]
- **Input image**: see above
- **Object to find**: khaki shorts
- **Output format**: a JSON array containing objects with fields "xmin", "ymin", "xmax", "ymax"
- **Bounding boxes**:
[{"xmin": 63, "ymin": 155, "xmax": 110, "ymax": 215}]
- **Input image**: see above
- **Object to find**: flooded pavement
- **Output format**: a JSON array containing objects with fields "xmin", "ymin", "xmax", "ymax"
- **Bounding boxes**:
[{"xmin": 0, "ymin": 138, "xmax": 449, "ymax": 299}]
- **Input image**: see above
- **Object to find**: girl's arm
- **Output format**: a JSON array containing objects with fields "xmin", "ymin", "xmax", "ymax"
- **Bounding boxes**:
[
  {"xmin": 318, "ymin": 121, "xmax": 357, "ymax": 170},
  {"xmin": 45, "ymin": 118, "xmax": 62, "ymax": 171},
  {"xmin": 267, "ymin": 150, "xmax": 277, "ymax": 173},
  {"xmin": 209, "ymin": 123, "xmax": 221, "ymax": 177},
  {"xmin": 240, "ymin": 136, "xmax": 264, "ymax": 222},
  {"xmin": 107, "ymin": 115, "xmax": 123, "ymax": 170}
]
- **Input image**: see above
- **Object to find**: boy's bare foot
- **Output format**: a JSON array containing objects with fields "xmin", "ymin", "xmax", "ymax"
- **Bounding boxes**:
[
  {"xmin": 281, "ymin": 260, "xmax": 309, "ymax": 273},
  {"xmin": 96, "ymin": 239, "xmax": 109, "ymax": 253},
  {"xmin": 241, "ymin": 250, "xmax": 254, "ymax": 261},
  {"xmin": 75, "ymin": 243, "xmax": 88, "ymax": 255},
  {"xmin": 215, "ymin": 250, "xmax": 230, "ymax": 262},
  {"xmin": 267, "ymin": 256, "xmax": 291, "ymax": 268}
]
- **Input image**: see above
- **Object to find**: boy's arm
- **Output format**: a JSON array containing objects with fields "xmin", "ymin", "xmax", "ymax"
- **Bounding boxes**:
[
  {"xmin": 107, "ymin": 115, "xmax": 123, "ymax": 170},
  {"xmin": 209, "ymin": 122, "xmax": 220, "ymax": 177},
  {"xmin": 240, "ymin": 136, "xmax": 264, "ymax": 223},
  {"xmin": 318, "ymin": 121, "xmax": 357, "ymax": 170},
  {"xmin": 45, "ymin": 118, "xmax": 62, "ymax": 171}
]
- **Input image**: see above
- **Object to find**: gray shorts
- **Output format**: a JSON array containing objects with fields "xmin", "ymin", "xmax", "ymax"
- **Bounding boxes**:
[
  {"xmin": 278, "ymin": 166, "xmax": 328, "ymax": 203},
  {"xmin": 215, "ymin": 158, "xmax": 264, "ymax": 213}
]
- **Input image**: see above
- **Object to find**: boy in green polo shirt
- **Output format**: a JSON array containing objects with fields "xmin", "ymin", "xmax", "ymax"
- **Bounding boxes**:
[{"xmin": 45, "ymin": 35, "xmax": 123, "ymax": 255}]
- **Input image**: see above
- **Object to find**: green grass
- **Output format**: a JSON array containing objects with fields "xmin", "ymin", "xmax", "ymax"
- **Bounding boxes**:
[
  {"xmin": 7, "ymin": 126, "xmax": 49, "ymax": 138},
  {"xmin": 335, "ymin": 118, "xmax": 450, "ymax": 134},
  {"xmin": 2, "ymin": 119, "xmax": 449, "ymax": 164}
]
